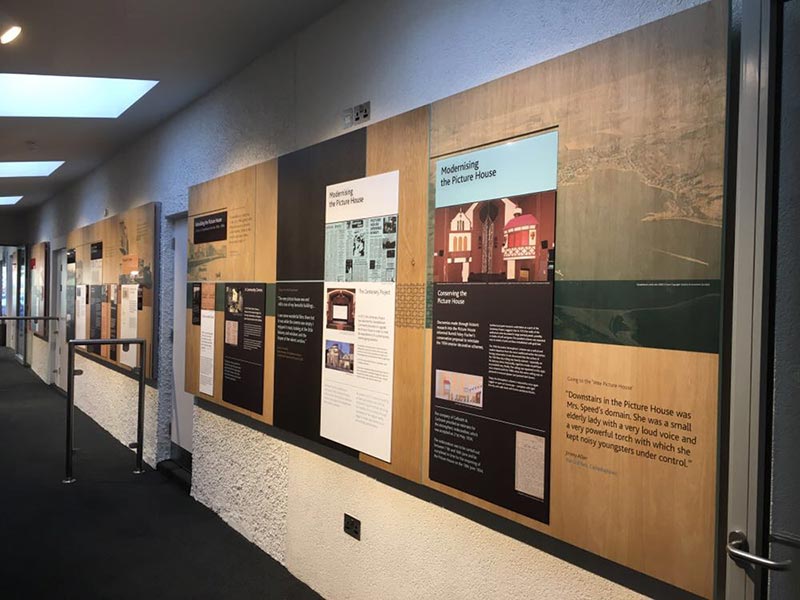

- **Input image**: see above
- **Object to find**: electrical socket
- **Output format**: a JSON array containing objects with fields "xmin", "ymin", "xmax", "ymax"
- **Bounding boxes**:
[
  {"xmin": 353, "ymin": 101, "xmax": 370, "ymax": 124},
  {"xmin": 342, "ymin": 101, "xmax": 370, "ymax": 129},
  {"xmin": 343, "ymin": 513, "xmax": 361, "ymax": 540}
]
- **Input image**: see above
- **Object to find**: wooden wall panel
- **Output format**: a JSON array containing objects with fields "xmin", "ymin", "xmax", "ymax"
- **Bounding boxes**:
[
  {"xmin": 549, "ymin": 341, "xmax": 717, "ymax": 596},
  {"xmin": 184, "ymin": 309, "xmax": 200, "ymax": 396},
  {"xmin": 100, "ymin": 215, "xmax": 121, "ymax": 284},
  {"xmin": 422, "ymin": 2, "xmax": 726, "ymax": 597},
  {"xmin": 179, "ymin": 4, "xmax": 725, "ymax": 596},
  {"xmin": 188, "ymin": 166, "xmax": 256, "ymax": 282},
  {"xmin": 430, "ymin": 1, "xmax": 727, "ymax": 282},
  {"xmin": 360, "ymin": 107, "xmax": 430, "ymax": 481},
  {"xmin": 64, "ymin": 203, "xmax": 158, "ymax": 379},
  {"xmin": 186, "ymin": 164, "xmax": 275, "ymax": 425}
]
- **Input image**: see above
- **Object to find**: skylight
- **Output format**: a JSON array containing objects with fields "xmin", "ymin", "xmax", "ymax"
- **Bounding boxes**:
[
  {"xmin": 0, "ymin": 74, "xmax": 158, "ymax": 118},
  {"xmin": 0, "ymin": 161, "xmax": 64, "ymax": 177},
  {"xmin": 0, "ymin": 196, "xmax": 23, "ymax": 206}
]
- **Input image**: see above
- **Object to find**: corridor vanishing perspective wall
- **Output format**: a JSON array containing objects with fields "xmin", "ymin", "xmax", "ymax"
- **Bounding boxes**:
[
  {"xmin": 182, "ymin": 2, "xmax": 726, "ymax": 596},
  {"xmin": 25, "ymin": 0, "xmax": 724, "ymax": 598}
]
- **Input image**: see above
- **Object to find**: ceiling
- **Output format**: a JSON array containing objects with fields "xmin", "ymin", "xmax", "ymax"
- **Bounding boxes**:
[{"xmin": 0, "ymin": 0, "xmax": 342, "ymax": 212}]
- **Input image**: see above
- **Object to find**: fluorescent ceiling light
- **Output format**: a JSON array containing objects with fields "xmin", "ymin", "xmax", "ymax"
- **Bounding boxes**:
[
  {"xmin": 0, "ymin": 74, "xmax": 158, "ymax": 118},
  {"xmin": 1, "ymin": 26, "xmax": 22, "ymax": 45},
  {"xmin": 0, "ymin": 196, "xmax": 23, "ymax": 206},
  {"xmin": 0, "ymin": 161, "xmax": 64, "ymax": 177}
]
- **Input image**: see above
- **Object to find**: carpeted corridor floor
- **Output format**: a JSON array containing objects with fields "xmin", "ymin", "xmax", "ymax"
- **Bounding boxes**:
[{"xmin": 0, "ymin": 347, "xmax": 320, "ymax": 600}]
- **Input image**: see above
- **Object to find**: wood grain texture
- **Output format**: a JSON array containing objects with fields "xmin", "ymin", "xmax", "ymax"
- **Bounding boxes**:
[
  {"xmin": 423, "ymin": 3, "xmax": 725, "ymax": 596},
  {"xmin": 367, "ymin": 107, "xmax": 430, "ymax": 286},
  {"xmin": 184, "ymin": 309, "xmax": 200, "ymax": 396},
  {"xmin": 185, "ymin": 162, "xmax": 276, "ymax": 424},
  {"xmin": 359, "ymin": 108, "xmax": 429, "ymax": 482},
  {"xmin": 422, "ymin": 337, "xmax": 718, "ymax": 597},
  {"xmin": 550, "ymin": 340, "xmax": 718, "ymax": 597},
  {"xmin": 188, "ymin": 166, "xmax": 257, "ymax": 282},
  {"xmin": 63, "ymin": 203, "xmax": 158, "ymax": 379},
  {"xmin": 430, "ymin": 1, "xmax": 727, "ymax": 282}
]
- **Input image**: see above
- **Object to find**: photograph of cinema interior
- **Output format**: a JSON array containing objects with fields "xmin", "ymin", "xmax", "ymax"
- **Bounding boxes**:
[
  {"xmin": 435, "ymin": 370, "xmax": 484, "ymax": 408},
  {"xmin": 434, "ymin": 191, "xmax": 555, "ymax": 283},
  {"xmin": 326, "ymin": 288, "xmax": 356, "ymax": 331},
  {"xmin": 325, "ymin": 340, "xmax": 354, "ymax": 374}
]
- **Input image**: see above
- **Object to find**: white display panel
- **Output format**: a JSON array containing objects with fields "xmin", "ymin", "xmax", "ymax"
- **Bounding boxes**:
[
  {"xmin": 199, "ymin": 309, "xmax": 215, "ymax": 396},
  {"xmin": 320, "ymin": 171, "xmax": 400, "ymax": 461},
  {"xmin": 119, "ymin": 284, "xmax": 139, "ymax": 368}
]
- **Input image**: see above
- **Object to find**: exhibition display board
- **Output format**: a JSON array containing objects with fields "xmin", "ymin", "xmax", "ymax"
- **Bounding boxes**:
[
  {"xmin": 184, "ymin": 2, "xmax": 726, "ymax": 596},
  {"xmin": 185, "ymin": 109, "xmax": 429, "ymax": 478},
  {"xmin": 66, "ymin": 203, "xmax": 159, "ymax": 378},
  {"xmin": 185, "ymin": 162, "xmax": 278, "ymax": 424},
  {"xmin": 29, "ymin": 241, "xmax": 50, "ymax": 339}
]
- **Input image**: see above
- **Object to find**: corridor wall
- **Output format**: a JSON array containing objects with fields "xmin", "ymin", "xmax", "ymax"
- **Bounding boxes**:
[
  {"xmin": 181, "ymin": 2, "xmax": 726, "ymax": 594},
  {"xmin": 25, "ymin": 1, "xmax": 721, "ymax": 598}
]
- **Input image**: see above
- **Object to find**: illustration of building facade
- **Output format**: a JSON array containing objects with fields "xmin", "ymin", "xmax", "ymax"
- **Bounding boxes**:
[{"xmin": 439, "ymin": 197, "xmax": 542, "ymax": 282}]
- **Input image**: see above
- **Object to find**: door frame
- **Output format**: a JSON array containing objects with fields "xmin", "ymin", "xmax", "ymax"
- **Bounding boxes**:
[
  {"xmin": 168, "ymin": 212, "xmax": 194, "ymax": 467},
  {"xmin": 725, "ymin": 0, "xmax": 780, "ymax": 597}
]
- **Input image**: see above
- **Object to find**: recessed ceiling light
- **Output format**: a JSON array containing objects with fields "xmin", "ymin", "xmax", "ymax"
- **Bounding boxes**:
[
  {"xmin": 0, "ymin": 74, "xmax": 158, "ymax": 118},
  {"xmin": 0, "ymin": 25, "xmax": 21, "ymax": 45},
  {"xmin": 0, "ymin": 196, "xmax": 23, "ymax": 206},
  {"xmin": 0, "ymin": 161, "xmax": 64, "ymax": 177}
]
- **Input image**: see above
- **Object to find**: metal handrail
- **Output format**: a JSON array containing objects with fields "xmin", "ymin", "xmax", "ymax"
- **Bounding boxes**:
[
  {"xmin": 0, "ymin": 316, "xmax": 61, "ymax": 323},
  {"xmin": 64, "ymin": 337, "xmax": 147, "ymax": 484}
]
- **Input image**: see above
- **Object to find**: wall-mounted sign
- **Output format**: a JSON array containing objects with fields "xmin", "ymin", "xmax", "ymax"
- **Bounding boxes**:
[
  {"xmin": 320, "ymin": 172, "xmax": 399, "ymax": 462},
  {"xmin": 193, "ymin": 210, "xmax": 228, "ymax": 244},
  {"xmin": 90, "ymin": 242, "xmax": 103, "ymax": 260},
  {"xmin": 89, "ymin": 241, "xmax": 103, "ymax": 285},
  {"xmin": 191, "ymin": 283, "xmax": 202, "ymax": 325},
  {"xmin": 66, "ymin": 250, "xmax": 76, "ymax": 342},
  {"xmin": 87, "ymin": 285, "xmax": 106, "ymax": 354},
  {"xmin": 222, "ymin": 283, "xmax": 266, "ymax": 413},
  {"xmin": 120, "ymin": 284, "xmax": 139, "ymax": 368},
  {"xmin": 199, "ymin": 283, "xmax": 216, "ymax": 396},
  {"xmin": 430, "ymin": 132, "xmax": 558, "ymax": 523},
  {"xmin": 75, "ymin": 285, "xmax": 87, "ymax": 341}
]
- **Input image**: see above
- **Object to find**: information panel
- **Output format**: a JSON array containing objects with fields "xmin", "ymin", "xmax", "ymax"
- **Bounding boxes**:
[
  {"xmin": 120, "ymin": 284, "xmax": 139, "ymax": 368},
  {"xmin": 107, "ymin": 284, "xmax": 118, "ymax": 361},
  {"xmin": 65, "ymin": 202, "xmax": 158, "ymax": 378},
  {"xmin": 199, "ymin": 283, "xmax": 216, "ymax": 396},
  {"xmin": 88, "ymin": 285, "xmax": 105, "ymax": 355},
  {"xmin": 75, "ymin": 284, "xmax": 87, "ymax": 341},
  {"xmin": 429, "ymin": 132, "xmax": 557, "ymax": 522},
  {"xmin": 222, "ymin": 283, "xmax": 266, "ymax": 413},
  {"xmin": 89, "ymin": 242, "xmax": 103, "ymax": 285},
  {"xmin": 66, "ymin": 250, "xmax": 76, "ymax": 342},
  {"xmin": 320, "ymin": 172, "xmax": 399, "ymax": 461}
]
